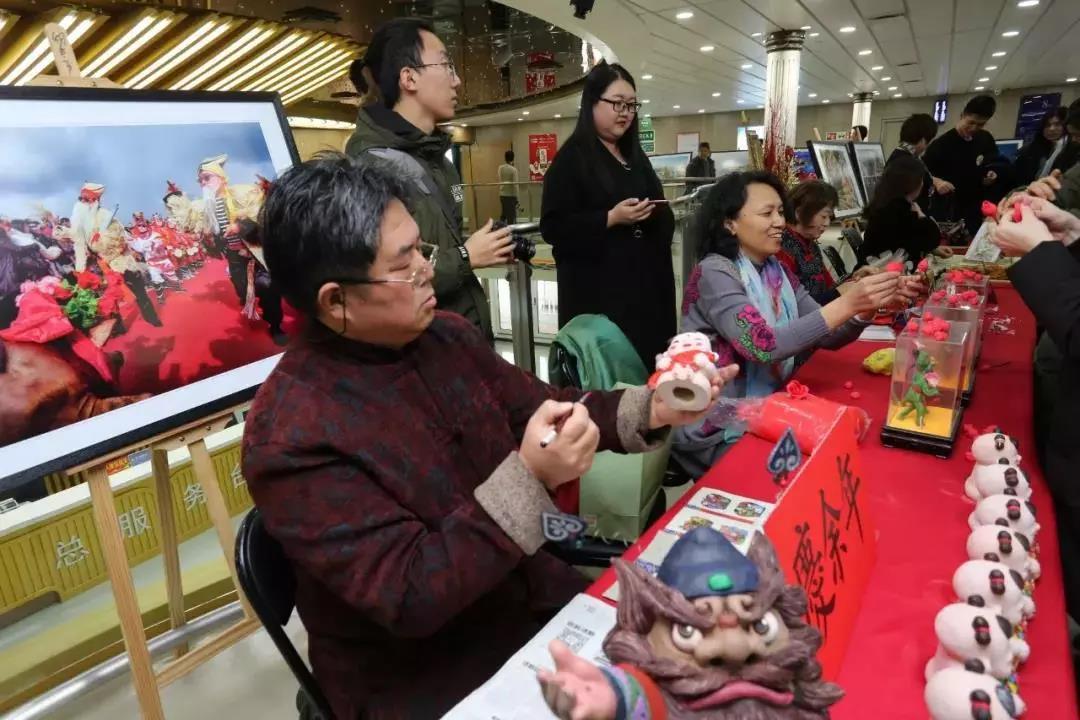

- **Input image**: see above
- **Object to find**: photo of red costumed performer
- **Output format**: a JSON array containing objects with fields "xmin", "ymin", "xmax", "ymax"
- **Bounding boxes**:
[
  {"xmin": 196, "ymin": 155, "xmax": 285, "ymax": 342},
  {"xmin": 70, "ymin": 182, "xmax": 162, "ymax": 327}
]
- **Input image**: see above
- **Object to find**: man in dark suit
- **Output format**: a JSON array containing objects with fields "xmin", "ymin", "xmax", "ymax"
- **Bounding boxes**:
[
  {"xmin": 684, "ymin": 142, "xmax": 715, "ymax": 194},
  {"xmin": 924, "ymin": 95, "xmax": 1009, "ymax": 234}
]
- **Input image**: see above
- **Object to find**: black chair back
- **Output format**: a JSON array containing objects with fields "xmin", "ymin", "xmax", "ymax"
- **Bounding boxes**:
[
  {"xmin": 550, "ymin": 343, "xmax": 582, "ymax": 389},
  {"xmin": 822, "ymin": 245, "xmax": 847, "ymax": 279},
  {"xmin": 236, "ymin": 509, "xmax": 335, "ymax": 720},
  {"xmin": 840, "ymin": 226, "xmax": 864, "ymax": 254}
]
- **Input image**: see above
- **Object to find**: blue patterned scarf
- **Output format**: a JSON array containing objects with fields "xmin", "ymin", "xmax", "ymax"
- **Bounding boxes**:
[{"xmin": 736, "ymin": 253, "xmax": 800, "ymax": 397}]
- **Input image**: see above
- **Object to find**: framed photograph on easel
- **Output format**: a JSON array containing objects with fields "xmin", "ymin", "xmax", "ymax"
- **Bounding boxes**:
[
  {"xmin": 0, "ymin": 85, "xmax": 299, "ymax": 490},
  {"xmin": 808, "ymin": 140, "xmax": 865, "ymax": 219},
  {"xmin": 850, "ymin": 141, "xmax": 886, "ymax": 205}
]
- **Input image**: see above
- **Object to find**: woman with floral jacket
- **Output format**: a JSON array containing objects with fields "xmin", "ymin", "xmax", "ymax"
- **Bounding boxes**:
[{"xmin": 671, "ymin": 172, "xmax": 908, "ymax": 476}]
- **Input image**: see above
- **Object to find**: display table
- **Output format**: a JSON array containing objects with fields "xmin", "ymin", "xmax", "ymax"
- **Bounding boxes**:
[{"xmin": 587, "ymin": 286, "xmax": 1076, "ymax": 718}]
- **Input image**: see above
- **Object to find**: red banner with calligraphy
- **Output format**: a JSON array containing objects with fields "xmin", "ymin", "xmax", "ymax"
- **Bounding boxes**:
[
  {"xmin": 528, "ymin": 133, "xmax": 558, "ymax": 181},
  {"xmin": 763, "ymin": 410, "xmax": 877, "ymax": 679}
]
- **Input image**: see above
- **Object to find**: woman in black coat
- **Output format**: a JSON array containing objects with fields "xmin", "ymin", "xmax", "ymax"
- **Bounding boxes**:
[
  {"xmin": 1014, "ymin": 108, "xmax": 1066, "ymax": 187},
  {"xmin": 540, "ymin": 61, "xmax": 675, "ymax": 367},
  {"xmin": 993, "ymin": 198, "xmax": 1080, "ymax": 622},
  {"xmin": 857, "ymin": 154, "xmax": 942, "ymax": 266}
]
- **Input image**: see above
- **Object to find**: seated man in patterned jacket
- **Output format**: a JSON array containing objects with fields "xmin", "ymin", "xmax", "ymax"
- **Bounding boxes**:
[{"xmin": 242, "ymin": 152, "xmax": 737, "ymax": 719}]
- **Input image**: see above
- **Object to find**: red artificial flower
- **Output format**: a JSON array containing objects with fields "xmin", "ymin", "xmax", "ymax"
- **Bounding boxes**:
[
  {"xmin": 905, "ymin": 319, "xmax": 919, "ymax": 334},
  {"xmin": 885, "ymin": 261, "xmax": 904, "ymax": 273},
  {"xmin": 75, "ymin": 271, "xmax": 101, "ymax": 291},
  {"xmin": 981, "ymin": 201, "xmax": 999, "ymax": 220},
  {"xmin": 98, "ymin": 294, "xmax": 118, "ymax": 316},
  {"xmin": 917, "ymin": 258, "xmax": 930, "ymax": 273},
  {"xmin": 53, "ymin": 284, "xmax": 73, "ymax": 301},
  {"xmin": 785, "ymin": 380, "xmax": 810, "ymax": 399}
]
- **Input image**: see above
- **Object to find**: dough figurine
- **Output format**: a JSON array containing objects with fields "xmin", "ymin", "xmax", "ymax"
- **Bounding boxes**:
[
  {"xmin": 925, "ymin": 667, "xmax": 1025, "ymax": 720},
  {"xmin": 969, "ymin": 495, "xmax": 1040, "ymax": 541},
  {"xmin": 897, "ymin": 348, "xmax": 940, "ymax": 427},
  {"xmin": 952, "ymin": 560, "xmax": 1035, "ymax": 627},
  {"xmin": 924, "ymin": 602, "xmax": 1030, "ymax": 681},
  {"xmin": 966, "ymin": 526, "xmax": 1040, "ymax": 584},
  {"xmin": 965, "ymin": 465, "xmax": 1032, "ymax": 502},
  {"xmin": 649, "ymin": 333, "xmax": 721, "ymax": 413},
  {"xmin": 538, "ymin": 528, "xmax": 843, "ymax": 719},
  {"xmin": 970, "ymin": 430, "xmax": 1021, "ymax": 467}
]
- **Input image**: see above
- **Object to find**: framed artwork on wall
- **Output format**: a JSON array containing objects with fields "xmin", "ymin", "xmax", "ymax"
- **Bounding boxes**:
[
  {"xmin": 0, "ymin": 85, "xmax": 299, "ymax": 490},
  {"xmin": 648, "ymin": 152, "xmax": 692, "ymax": 182}
]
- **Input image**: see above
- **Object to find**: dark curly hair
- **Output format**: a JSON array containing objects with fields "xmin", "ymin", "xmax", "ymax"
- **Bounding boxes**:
[{"xmin": 694, "ymin": 171, "xmax": 790, "ymax": 262}]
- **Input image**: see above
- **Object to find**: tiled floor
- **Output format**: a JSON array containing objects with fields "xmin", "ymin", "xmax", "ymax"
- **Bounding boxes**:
[{"xmin": 45, "ymin": 616, "xmax": 307, "ymax": 720}]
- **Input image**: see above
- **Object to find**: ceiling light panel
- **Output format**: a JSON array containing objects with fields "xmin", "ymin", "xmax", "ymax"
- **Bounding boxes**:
[
  {"xmin": 0, "ymin": 12, "xmax": 76, "ymax": 85},
  {"xmin": 1, "ymin": 10, "xmax": 107, "ymax": 86},
  {"xmin": 244, "ymin": 39, "xmax": 335, "ymax": 92},
  {"xmin": 80, "ymin": 9, "xmax": 179, "ymax": 79},
  {"xmin": 170, "ymin": 22, "xmax": 278, "ymax": 90},
  {"xmin": 124, "ymin": 17, "xmax": 236, "ymax": 89},
  {"xmin": 281, "ymin": 58, "xmax": 353, "ymax": 106},
  {"xmin": 209, "ymin": 31, "xmax": 312, "ymax": 91},
  {"xmin": 271, "ymin": 46, "xmax": 353, "ymax": 99}
]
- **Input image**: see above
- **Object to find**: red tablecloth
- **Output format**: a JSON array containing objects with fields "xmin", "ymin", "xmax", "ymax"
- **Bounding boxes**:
[{"xmin": 587, "ymin": 286, "xmax": 1076, "ymax": 718}]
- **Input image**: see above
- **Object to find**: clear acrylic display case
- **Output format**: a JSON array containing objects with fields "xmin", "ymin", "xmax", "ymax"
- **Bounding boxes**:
[
  {"xmin": 881, "ymin": 316, "xmax": 972, "ymax": 457},
  {"xmin": 921, "ymin": 294, "xmax": 986, "ymax": 404}
]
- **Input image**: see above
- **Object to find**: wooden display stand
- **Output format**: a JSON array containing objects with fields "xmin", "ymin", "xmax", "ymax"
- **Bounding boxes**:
[
  {"xmin": 69, "ymin": 409, "xmax": 259, "ymax": 720},
  {"xmin": 33, "ymin": 27, "xmax": 260, "ymax": 719}
]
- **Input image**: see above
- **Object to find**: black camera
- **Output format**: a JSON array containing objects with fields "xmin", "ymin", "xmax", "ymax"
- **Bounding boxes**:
[
  {"xmin": 570, "ymin": 0, "xmax": 595, "ymax": 20},
  {"xmin": 492, "ymin": 221, "xmax": 536, "ymax": 263}
]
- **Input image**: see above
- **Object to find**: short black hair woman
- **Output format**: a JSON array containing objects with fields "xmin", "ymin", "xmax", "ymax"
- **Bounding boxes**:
[
  {"xmin": 1014, "ymin": 109, "xmax": 1067, "ymax": 187},
  {"xmin": 888, "ymin": 112, "xmax": 943, "ymax": 213},
  {"xmin": 672, "ymin": 171, "xmax": 905, "ymax": 475},
  {"xmin": 540, "ymin": 61, "xmax": 675, "ymax": 367},
  {"xmin": 857, "ymin": 153, "xmax": 944, "ymax": 266}
]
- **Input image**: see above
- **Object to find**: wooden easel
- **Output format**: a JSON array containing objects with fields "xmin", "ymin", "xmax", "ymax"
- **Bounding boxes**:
[
  {"xmin": 29, "ymin": 22, "xmax": 118, "ymax": 89},
  {"xmin": 40, "ymin": 27, "xmax": 259, "ymax": 719}
]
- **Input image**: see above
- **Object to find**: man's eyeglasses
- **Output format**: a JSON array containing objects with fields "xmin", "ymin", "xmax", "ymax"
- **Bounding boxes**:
[
  {"xmin": 328, "ymin": 243, "xmax": 438, "ymax": 290},
  {"xmin": 411, "ymin": 61, "xmax": 458, "ymax": 80},
  {"xmin": 598, "ymin": 98, "xmax": 642, "ymax": 115}
]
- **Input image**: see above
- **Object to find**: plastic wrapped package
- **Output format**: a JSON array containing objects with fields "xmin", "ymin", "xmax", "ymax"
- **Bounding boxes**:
[{"xmin": 702, "ymin": 382, "xmax": 872, "ymax": 455}]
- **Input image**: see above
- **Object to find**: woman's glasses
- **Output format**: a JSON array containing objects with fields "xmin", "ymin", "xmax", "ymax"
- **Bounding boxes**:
[{"xmin": 598, "ymin": 98, "xmax": 642, "ymax": 115}]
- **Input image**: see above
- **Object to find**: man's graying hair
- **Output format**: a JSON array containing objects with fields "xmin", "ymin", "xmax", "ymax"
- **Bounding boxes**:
[{"xmin": 259, "ymin": 152, "xmax": 407, "ymax": 315}]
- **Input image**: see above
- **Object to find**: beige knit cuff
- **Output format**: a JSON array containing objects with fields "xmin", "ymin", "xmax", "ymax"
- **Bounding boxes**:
[
  {"xmin": 474, "ymin": 452, "xmax": 557, "ymax": 555},
  {"xmin": 616, "ymin": 386, "xmax": 669, "ymax": 453}
]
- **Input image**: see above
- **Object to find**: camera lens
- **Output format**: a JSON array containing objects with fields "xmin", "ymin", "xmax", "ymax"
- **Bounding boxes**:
[{"xmin": 512, "ymin": 234, "xmax": 536, "ymax": 262}]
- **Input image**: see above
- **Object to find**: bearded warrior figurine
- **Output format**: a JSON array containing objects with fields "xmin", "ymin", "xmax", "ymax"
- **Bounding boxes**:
[{"xmin": 539, "ymin": 528, "xmax": 843, "ymax": 719}]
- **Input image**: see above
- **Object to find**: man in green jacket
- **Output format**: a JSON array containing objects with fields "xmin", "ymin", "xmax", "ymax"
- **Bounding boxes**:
[{"xmin": 346, "ymin": 18, "xmax": 513, "ymax": 342}]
